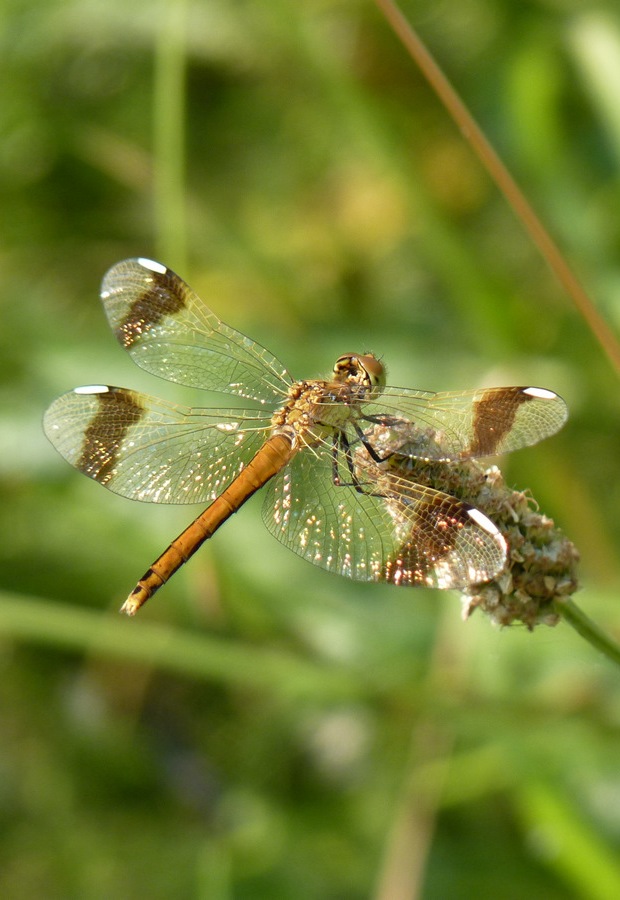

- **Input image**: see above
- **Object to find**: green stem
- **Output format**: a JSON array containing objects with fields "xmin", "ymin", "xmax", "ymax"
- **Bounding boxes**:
[
  {"xmin": 556, "ymin": 599, "xmax": 620, "ymax": 667},
  {"xmin": 153, "ymin": 0, "xmax": 188, "ymax": 271},
  {"xmin": 0, "ymin": 592, "xmax": 362, "ymax": 702}
]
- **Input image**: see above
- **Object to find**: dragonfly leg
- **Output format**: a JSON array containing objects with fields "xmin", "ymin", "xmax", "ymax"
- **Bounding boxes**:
[
  {"xmin": 350, "ymin": 420, "xmax": 395, "ymax": 463},
  {"xmin": 332, "ymin": 432, "xmax": 388, "ymax": 498}
]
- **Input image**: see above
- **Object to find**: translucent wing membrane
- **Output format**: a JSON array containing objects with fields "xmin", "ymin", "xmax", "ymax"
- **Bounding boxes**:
[
  {"xmin": 101, "ymin": 258, "xmax": 293, "ymax": 403},
  {"xmin": 354, "ymin": 384, "xmax": 568, "ymax": 461},
  {"xmin": 263, "ymin": 440, "xmax": 507, "ymax": 589},
  {"xmin": 43, "ymin": 386, "xmax": 272, "ymax": 504}
]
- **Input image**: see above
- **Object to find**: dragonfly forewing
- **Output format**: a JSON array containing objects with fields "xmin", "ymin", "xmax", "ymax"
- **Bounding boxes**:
[{"xmin": 101, "ymin": 258, "xmax": 293, "ymax": 403}]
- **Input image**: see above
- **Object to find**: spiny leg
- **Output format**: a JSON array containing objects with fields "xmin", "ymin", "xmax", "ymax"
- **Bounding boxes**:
[{"xmin": 331, "ymin": 430, "xmax": 390, "ymax": 498}]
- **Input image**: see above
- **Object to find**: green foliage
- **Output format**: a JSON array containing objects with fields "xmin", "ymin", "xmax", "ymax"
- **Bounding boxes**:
[{"xmin": 1, "ymin": 0, "xmax": 620, "ymax": 896}]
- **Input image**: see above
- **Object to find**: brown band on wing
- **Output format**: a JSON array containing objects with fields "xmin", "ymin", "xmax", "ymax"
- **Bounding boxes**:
[
  {"xmin": 468, "ymin": 387, "xmax": 531, "ymax": 457},
  {"xmin": 116, "ymin": 267, "xmax": 186, "ymax": 349},
  {"xmin": 382, "ymin": 493, "xmax": 468, "ymax": 586},
  {"xmin": 77, "ymin": 389, "xmax": 144, "ymax": 485}
]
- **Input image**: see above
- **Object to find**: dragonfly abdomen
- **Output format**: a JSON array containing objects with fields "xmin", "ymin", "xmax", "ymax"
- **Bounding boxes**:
[{"xmin": 121, "ymin": 433, "xmax": 297, "ymax": 615}]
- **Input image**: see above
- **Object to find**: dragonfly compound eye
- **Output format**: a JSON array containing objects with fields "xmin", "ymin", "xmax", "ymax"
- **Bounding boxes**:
[{"xmin": 357, "ymin": 354, "xmax": 386, "ymax": 390}]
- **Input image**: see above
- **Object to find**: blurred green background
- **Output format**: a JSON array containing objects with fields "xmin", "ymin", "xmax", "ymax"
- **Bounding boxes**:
[{"xmin": 2, "ymin": 0, "xmax": 620, "ymax": 897}]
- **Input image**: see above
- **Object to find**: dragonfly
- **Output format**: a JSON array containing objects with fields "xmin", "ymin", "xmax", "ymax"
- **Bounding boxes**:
[{"xmin": 44, "ymin": 258, "xmax": 568, "ymax": 615}]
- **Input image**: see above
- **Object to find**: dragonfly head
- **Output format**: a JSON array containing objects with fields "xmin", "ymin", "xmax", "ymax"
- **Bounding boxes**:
[{"xmin": 333, "ymin": 353, "xmax": 386, "ymax": 398}]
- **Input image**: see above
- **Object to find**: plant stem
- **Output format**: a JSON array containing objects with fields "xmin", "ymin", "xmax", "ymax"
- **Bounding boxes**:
[
  {"xmin": 153, "ymin": 0, "xmax": 188, "ymax": 272},
  {"xmin": 556, "ymin": 599, "xmax": 620, "ymax": 667},
  {"xmin": 0, "ymin": 592, "xmax": 363, "ymax": 701},
  {"xmin": 373, "ymin": 0, "xmax": 620, "ymax": 376}
]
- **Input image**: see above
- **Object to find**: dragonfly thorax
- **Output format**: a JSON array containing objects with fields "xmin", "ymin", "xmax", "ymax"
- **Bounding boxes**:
[{"xmin": 271, "ymin": 366, "xmax": 379, "ymax": 451}]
